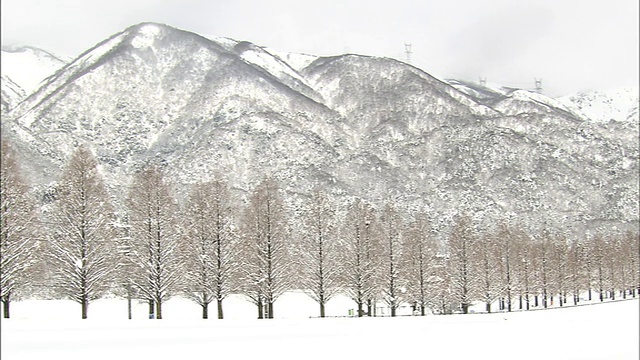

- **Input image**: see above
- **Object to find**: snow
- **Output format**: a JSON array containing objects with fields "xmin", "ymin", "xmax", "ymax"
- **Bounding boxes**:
[
  {"xmin": 2, "ymin": 294, "xmax": 638, "ymax": 360},
  {"xmin": 558, "ymin": 87, "xmax": 639, "ymax": 123},
  {"xmin": 131, "ymin": 24, "xmax": 162, "ymax": 49},
  {"xmin": 0, "ymin": 47, "xmax": 66, "ymax": 94},
  {"xmin": 240, "ymin": 47, "xmax": 309, "ymax": 86},
  {"xmin": 266, "ymin": 48, "xmax": 319, "ymax": 72},
  {"xmin": 211, "ymin": 36, "xmax": 239, "ymax": 51},
  {"xmin": 509, "ymin": 89, "xmax": 575, "ymax": 113}
]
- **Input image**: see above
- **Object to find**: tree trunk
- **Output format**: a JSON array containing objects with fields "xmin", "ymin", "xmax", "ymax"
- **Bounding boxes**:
[
  {"xmin": 534, "ymin": 295, "xmax": 538, "ymax": 307},
  {"xmin": 461, "ymin": 303, "xmax": 469, "ymax": 314},
  {"xmin": 357, "ymin": 301, "xmax": 363, "ymax": 317},
  {"xmin": 82, "ymin": 298, "xmax": 88, "ymax": 319},
  {"xmin": 202, "ymin": 303, "xmax": 208, "ymax": 319},
  {"xmin": 268, "ymin": 301, "xmax": 274, "ymax": 319},
  {"xmin": 486, "ymin": 301, "xmax": 491, "ymax": 313},
  {"xmin": 127, "ymin": 293, "xmax": 132, "ymax": 320},
  {"xmin": 257, "ymin": 299, "xmax": 263, "ymax": 319},
  {"xmin": 148, "ymin": 299, "xmax": 155, "ymax": 319},
  {"xmin": 391, "ymin": 306, "xmax": 396, "ymax": 317},
  {"xmin": 2, "ymin": 299, "xmax": 10, "ymax": 319},
  {"xmin": 156, "ymin": 300, "xmax": 162, "ymax": 319},
  {"xmin": 320, "ymin": 302, "xmax": 325, "ymax": 318},
  {"xmin": 217, "ymin": 298, "xmax": 224, "ymax": 319}
]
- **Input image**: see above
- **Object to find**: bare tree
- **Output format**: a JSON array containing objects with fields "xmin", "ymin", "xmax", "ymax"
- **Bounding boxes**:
[
  {"xmin": 0, "ymin": 139, "xmax": 38, "ymax": 318},
  {"xmin": 474, "ymin": 232, "xmax": 501, "ymax": 313},
  {"xmin": 590, "ymin": 235, "xmax": 610, "ymax": 302},
  {"xmin": 46, "ymin": 145, "xmax": 117, "ymax": 319},
  {"xmin": 431, "ymin": 253, "xmax": 453, "ymax": 314},
  {"xmin": 339, "ymin": 199, "xmax": 379, "ymax": 317},
  {"xmin": 533, "ymin": 231, "xmax": 554, "ymax": 308},
  {"xmin": 379, "ymin": 202, "xmax": 405, "ymax": 317},
  {"xmin": 495, "ymin": 223, "xmax": 519, "ymax": 312},
  {"xmin": 238, "ymin": 178, "xmax": 291, "ymax": 319},
  {"xmin": 516, "ymin": 232, "xmax": 534, "ymax": 311},
  {"xmin": 567, "ymin": 238, "xmax": 586, "ymax": 305},
  {"xmin": 298, "ymin": 188, "xmax": 340, "ymax": 318},
  {"xmin": 113, "ymin": 216, "xmax": 136, "ymax": 319},
  {"xmin": 404, "ymin": 213, "xmax": 437, "ymax": 316},
  {"xmin": 622, "ymin": 231, "xmax": 640, "ymax": 298},
  {"xmin": 180, "ymin": 179, "xmax": 239, "ymax": 319},
  {"xmin": 446, "ymin": 213, "xmax": 477, "ymax": 314},
  {"xmin": 127, "ymin": 166, "xmax": 182, "ymax": 319},
  {"xmin": 551, "ymin": 235, "xmax": 569, "ymax": 306}
]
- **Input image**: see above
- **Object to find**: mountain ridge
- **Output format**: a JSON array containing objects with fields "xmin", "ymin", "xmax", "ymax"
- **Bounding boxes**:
[{"xmin": 1, "ymin": 22, "xmax": 637, "ymax": 235}]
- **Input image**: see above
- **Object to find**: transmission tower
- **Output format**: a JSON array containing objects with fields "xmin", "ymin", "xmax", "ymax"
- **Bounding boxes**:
[
  {"xmin": 534, "ymin": 78, "xmax": 543, "ymax": 93},
  {"xmin": 479, "ymin": 77, "xmax": 487, "ymax": 87},
  {"xmin": 404, "ymin": 43, "xmax": 412, "ymax": 64}
]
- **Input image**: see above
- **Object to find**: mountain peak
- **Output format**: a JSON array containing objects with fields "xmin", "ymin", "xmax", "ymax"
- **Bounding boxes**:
[{"xmin": 127, "ymin": 22, "xmax": 169, "ymax": 49}]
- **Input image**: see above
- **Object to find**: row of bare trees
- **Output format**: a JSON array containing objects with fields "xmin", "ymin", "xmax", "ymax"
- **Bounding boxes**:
[{"xmin": 2, "ymin": 141, "xmax": 639, "ymax": 319}]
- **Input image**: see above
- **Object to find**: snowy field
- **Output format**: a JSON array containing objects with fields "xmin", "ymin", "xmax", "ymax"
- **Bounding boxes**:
[{"xmin": 2, "ymin": 293, "xmax": 638, "ymax": 360}]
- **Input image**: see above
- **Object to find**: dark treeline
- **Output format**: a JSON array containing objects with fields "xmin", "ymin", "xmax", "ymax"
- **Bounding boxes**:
[{"xmin": 2, "ymin": 142, "xmax": 639, "ymax": 319}]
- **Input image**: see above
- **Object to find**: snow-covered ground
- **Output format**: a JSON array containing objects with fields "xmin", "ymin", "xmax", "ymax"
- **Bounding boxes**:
[{"xmin": 2, "ymin": 294, "xmax": 638, "ymax": 360}]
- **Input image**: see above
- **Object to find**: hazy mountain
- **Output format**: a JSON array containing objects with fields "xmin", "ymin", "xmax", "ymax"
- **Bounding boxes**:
[
  {"xmin": 2, "ymin": 22, "xmax": 638, "ymax": 235},
  {"xmin": 0, "ymin": 46, "xmax": 67, "ymax": 111}
]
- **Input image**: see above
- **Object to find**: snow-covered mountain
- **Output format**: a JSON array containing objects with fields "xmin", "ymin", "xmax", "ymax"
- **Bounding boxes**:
[
  {"xmin": 2, "ymin": 22, "xmax": 638, "ymax": 235},
  {"xmin": 558, "ymin": 87, "xmax": 639, "ymax": 124},
  {"xmin": 1, "ymin": 75, "xmax": 25, "ymax": 113},
  {"xmin": 0, "ymin": 46, "xmax": 67, "ymax": 111}
]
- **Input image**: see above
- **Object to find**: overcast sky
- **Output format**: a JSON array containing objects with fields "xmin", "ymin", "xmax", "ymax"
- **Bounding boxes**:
[{"xmin": 2, "ymin": 0, "xmax": 638, "ymax": 96}]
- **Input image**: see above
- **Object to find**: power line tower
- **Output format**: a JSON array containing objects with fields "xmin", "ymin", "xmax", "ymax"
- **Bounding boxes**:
[
  {"xmin": 404, "ymin": 43, "xmax": 412, "ymax": 64},
  {"xmin": 479, "ymin": 77, "xmax": 487, "ymax": 87},
  {"xmin": 534, "ymin": 78, "xmax": 543, "ymax": 93}
]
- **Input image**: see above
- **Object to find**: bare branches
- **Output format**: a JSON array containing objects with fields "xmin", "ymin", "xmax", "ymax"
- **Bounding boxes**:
[
  {"xmin": 297, "ymin": 189, "xmax": 340, "ymax": 317},
  {"xmin": 0, "ymin": 139, "xmax": 38, "ymax": 318},
  {"xmin": 126, "ymin": 166, "xmax": 182, "ymax": 319},
  {"xmin": 180, "ymin": 178, "xmax": 239, "ymax": 319},
  {"xmin": 238, "ymin": 177, "xmax": 292, "ymax": 319},
  {"xmin": 46, "ymin": 145, "xmax": 117, "ymax": 319}
]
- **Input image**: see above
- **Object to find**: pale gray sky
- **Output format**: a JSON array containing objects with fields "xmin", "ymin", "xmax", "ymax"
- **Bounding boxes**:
[{"xmin": 2, "ymin": 0, "xmax": 638, "ymax": 96}]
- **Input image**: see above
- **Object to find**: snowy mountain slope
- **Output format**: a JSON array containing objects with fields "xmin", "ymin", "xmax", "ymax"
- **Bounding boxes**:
[
  {"xmin": 446, "ymin": 79, "xmax": 507, "ymax": 105},
  {"xmin": 491, "ymin": 89, "xmax": 581, "ymax": 118},
  {"xmin": 7, "ymin": 22, "xmax": 348, "ymax": 194},
  {"xmin": 266, "ymin": 48, "xmax": 319, "ymax": 73},
  {"xmin": 302, "ymin": 55, "xmax": 497, "ymax": 141},
  {"xmin": 0, "ymin": 46, "xmax": 66, "ymax": 106},
  {"xmin": 209, "ymin": 36, "xmax": 323, "ymax": 104},
  {"xmin": 3, "ymin": 22, "xmax": 638, "ymax": 234},
  {"xmin": 1, "ymin": 75, "xmax": 25, "ymax": 112},
  {"xmin": 558, "ymin": 87, "xmax": 639, "ymax": 124}
]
